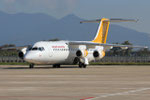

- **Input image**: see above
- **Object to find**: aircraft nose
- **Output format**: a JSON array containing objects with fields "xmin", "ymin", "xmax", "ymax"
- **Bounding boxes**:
[
  {"xmin": 24, "ymin": 52, "xmax": 40, "ymax": 63},
  {"xmin": 24, "ymin": 54, "xmax": 33, "ymax": 61}
]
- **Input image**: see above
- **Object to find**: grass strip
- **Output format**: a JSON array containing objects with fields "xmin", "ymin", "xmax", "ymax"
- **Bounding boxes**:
[{"xmin": 0, "ymin": 62, "xmax": 29, "ymax": 65}]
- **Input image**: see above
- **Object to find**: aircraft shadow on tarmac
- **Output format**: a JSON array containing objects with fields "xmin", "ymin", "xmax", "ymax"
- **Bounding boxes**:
[{"xmin": 2, "ymin": 66, "xmax": 79, "ymax": 69}]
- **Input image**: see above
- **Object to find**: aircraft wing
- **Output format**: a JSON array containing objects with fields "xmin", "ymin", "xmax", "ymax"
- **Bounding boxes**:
[{"xmin": 69, "ymin": 41, "xmax": 148, "ymax": 50}]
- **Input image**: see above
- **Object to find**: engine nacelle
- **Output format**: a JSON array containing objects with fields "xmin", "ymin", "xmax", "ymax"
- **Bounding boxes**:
[
  {"xmin": 93, "ymin": 51, "xmax": 100, "ymax": 58},
  {"xmin": 93, "ymin": 50, "xmax": 105, "ymax": 59},
  {"xmin": 18, "ymin": 47, "xmax": 27, "ymax": 59},
  {"xmin": 76, "ymin": 49, "xmax": 88, "ymax": 57}
]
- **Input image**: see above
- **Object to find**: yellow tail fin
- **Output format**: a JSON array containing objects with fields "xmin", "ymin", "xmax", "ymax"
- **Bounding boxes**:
[{"xmin": 92, "ymin": 18, "xmax": 110, "ymax": 44}]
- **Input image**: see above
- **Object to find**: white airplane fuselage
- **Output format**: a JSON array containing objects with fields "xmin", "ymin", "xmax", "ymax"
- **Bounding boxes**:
[{"xmin": 24, "ymin": 41, "xmax": 101, "ymax": 65}]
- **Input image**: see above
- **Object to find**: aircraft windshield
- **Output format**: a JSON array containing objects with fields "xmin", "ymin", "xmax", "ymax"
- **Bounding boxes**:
[
  {"xmin": 28, "ymin": 47, "xmax": 45, "ymax": 51},
  {"xmin": 32, "ymin": 47, "xmax": 38, "ymax": 50}
]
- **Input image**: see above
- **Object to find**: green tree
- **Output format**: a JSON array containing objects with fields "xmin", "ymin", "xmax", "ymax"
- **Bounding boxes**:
[
  {"xmin": 107, "ymin": 41, "xmax": 133, "ymax": 56},
  {"xmin": 121, "ymin": 41, "xmax": 132, "ymax": 56},
  {"xmin": 137, "ymin": 48, "xmax": 150, "ymax": 56}
]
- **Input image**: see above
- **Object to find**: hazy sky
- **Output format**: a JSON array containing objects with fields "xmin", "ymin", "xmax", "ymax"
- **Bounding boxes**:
[{"xmin": 0, "ymin": 0, "xmax": 149, "ymax": 34}]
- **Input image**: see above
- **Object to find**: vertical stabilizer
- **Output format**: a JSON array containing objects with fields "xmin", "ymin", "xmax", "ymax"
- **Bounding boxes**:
[{"xmin": 92, "ymin": 18, "xmax": 110, "ymax": 44}]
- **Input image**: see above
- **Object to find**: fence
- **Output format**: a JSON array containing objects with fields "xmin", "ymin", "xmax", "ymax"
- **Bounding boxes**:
[
  {"xmin": 0, "ymin": 56, "xmax": 24, "ymax": 63},
  {"xmin": 99, "ymin": 56, "xmax": 150, "ymax": 63},
  {"xmin": 0, "ymin": 56, "xmax": 150, "ymax": 63}
]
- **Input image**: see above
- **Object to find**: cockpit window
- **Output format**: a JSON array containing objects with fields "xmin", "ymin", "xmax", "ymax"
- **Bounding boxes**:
[
  {"xmin": 28, "ymin": 47, "xmax": 45, "ymax": 51},
  {"xmin": 32, "ymin": 47, "xmax": 38, "ymax": 50},
  {"xmin": 39, "ymin": 47, "xmax": 45, "ymax": 51}
]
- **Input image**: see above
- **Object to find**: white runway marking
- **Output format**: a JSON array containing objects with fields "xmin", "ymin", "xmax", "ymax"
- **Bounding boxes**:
[{"xmin": 87, "ymin": 88, "xmax": 150, "ymax": 100}]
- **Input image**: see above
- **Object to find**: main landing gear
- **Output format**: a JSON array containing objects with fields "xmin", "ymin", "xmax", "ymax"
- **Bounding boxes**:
[
  {"xmin": 79, "ymin": 62, "xmax": 87, "ymax": 68},
  {"xmin": 29, "ymin": 64, "xmax": 34, "ymax": 69},
  {"xmin": 53, "ymin": 64, "xmax": 60, "ymax": 68}
]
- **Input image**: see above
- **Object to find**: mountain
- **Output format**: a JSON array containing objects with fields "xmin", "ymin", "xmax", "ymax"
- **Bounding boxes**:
[
  {"xmin": 108, "ymin": 25, "xmax": 150, "ymax": 46},
  {"xmin": 0, "ymin": 11, "xmax": 149, "ymax": 47}
]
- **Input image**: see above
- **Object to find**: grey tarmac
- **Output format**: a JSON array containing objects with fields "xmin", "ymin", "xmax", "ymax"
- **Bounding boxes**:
[{"xmin": 0, "ymin": 65, "xmax": 149, "ymax": 100}]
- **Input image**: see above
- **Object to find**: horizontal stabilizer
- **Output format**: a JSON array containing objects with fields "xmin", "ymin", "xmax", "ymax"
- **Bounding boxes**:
[{"xmin": 80, "ymin": 18, "xmax": 138, "ymax": 23}]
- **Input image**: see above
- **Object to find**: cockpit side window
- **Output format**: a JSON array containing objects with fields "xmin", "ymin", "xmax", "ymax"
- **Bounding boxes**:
[
  {"xmin": 39, "ymin": 47, "xmax": 45, "ymax": 51},
  {"xmin": 27, "ymin": 45, "xmax": 32, "ymax": 51},
  {"xmin": 28, "ymin": 47, "xmax": 32, "ymax": 51}
]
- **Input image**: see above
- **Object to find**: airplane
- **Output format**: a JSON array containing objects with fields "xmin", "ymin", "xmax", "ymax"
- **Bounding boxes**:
[{"xmin": 16, "ymin": 18, "xmax": 147, "ymax": 68}]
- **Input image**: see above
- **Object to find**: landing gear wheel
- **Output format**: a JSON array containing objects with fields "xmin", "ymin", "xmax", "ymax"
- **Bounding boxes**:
[
  {"xmin": 79, "ymin": 62, "xmax": 87, "ymax": 68},
  {"xmin": 79, "ymin": 62, "xmax": 82, "ymax": 68},
  {"xmin": 53, "ymin": 64, "xmax": 60, "ymax": 68},
  {"xmin": 57, "ymin": 64, "xmax": 60, "ymax": 68},
  {"xmin": 29, "ymin": 64, "xmax": 34, "ymax": 69},
  {"xmin": 83, "ymin": 64, "xmax": 87, "ymax": 68}
]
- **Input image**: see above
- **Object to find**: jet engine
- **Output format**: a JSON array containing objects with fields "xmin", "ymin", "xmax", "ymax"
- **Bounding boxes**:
[
  {"xmin": 76, "ymin": 49, "xmax": 88, "ymax": 57},
  {"xmin": 93, "ymin": 50, "xmax": 100, "ymax": 58},
  {"xmin": 18, "ymin": 47, "xmax": 28, "ymax": 59},
  {"xmin": 93, "ymin": 50, "xmax": 105, "ymax": 59}
]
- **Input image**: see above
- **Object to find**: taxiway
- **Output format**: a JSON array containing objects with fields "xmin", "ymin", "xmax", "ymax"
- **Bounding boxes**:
[{"xmin": 0, "ymin": 65, "xmax": 149, "ymax": 100}]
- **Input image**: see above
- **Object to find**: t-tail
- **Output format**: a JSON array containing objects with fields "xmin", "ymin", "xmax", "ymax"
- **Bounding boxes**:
[{"xmin": 80, "ymin": 18, "xmax": 138, "ymax": 44}]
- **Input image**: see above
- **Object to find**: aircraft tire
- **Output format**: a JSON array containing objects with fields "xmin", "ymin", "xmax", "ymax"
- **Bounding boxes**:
[
  {"xmin": 29, "ymin": 64, "xmax": 34, "ymax": 69},
  {"xmin": 53, "ymin": 65, "xmax": 56, "ymax": 68},
  {"xmin": 53, "ymin": 64, "xmax": 60, "ymax": 68},
  {"xmin": 57, "ymin": 64, "xmax": 60, "ymax": 68},
  {"xmin": 83, "ymin": 64, "xmax": 87, "ymax": 68},
  {"xmin": 79, "ymin": 62, "xmax": 82, "ymax": 68},
  {"xmin": 79, "ymin": 62, "xmax": 87, "ymax": 68}
]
